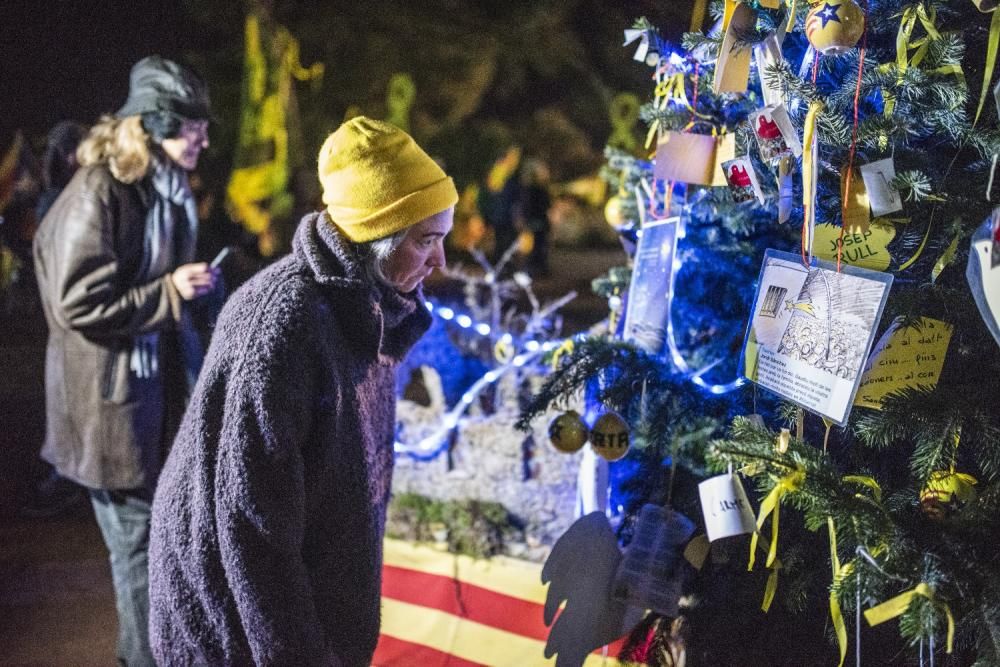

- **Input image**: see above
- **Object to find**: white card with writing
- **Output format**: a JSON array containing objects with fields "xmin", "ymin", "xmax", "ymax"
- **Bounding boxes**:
[
  {"xmin": 699, "ymin": 473, "xmax": 757, "ymax": 542},
  {"xmin": 741, "ymin": 250, "xmax": 894, "ymax": 426},
  {"xmin": 859, "ymin": 159, "xmax": 903, "ymax": 218}
]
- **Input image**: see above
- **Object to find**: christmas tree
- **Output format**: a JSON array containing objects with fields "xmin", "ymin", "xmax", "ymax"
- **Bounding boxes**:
[{"xmin": 521, "ymin": 1, "xmax": 1000, "ymax": 664}]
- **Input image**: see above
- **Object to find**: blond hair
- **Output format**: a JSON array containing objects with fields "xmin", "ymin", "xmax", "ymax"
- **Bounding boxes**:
[{"xmin": 76, "ymin": 115, "xmax": 152, "ymax": 184}]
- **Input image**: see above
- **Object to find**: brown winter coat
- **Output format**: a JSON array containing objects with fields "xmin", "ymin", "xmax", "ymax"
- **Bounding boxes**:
[{"xmin": 33, "ymin": 164, "xmax": 190, "ymax": 490}]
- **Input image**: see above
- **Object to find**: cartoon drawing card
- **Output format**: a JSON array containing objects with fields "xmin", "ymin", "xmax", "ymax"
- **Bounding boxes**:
[{"xmin": 742, "ymin": 250, "xmax": 893, "ymax": 425}]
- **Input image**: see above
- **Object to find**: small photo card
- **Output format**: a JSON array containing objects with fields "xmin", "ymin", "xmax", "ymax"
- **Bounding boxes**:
[
  {"xmin": 741, "ymin": 250, "xmax": 893, "ymax": 425},
  {"xmin": 750, "ymin": 104, "xmax": 802, "ymax": 162},
  {"xmin": 859, "ymin": 158, "xmax": 904, "ymax": 218},
  {"xmin": 622, "ymin": 217, "xmax": 680, "ymax": 354},
  {"xmin": 722, "ymin": 156, "xmax": 765, "ymax": 204}
]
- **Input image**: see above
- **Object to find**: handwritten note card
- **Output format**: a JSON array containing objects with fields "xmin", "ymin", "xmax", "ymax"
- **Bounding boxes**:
[{"xmin": 855, "ymin": 317, "xmax": 952, "ymax": 409}]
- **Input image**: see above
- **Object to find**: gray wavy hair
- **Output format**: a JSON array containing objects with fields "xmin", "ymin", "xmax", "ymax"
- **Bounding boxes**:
[{"xmin": 356, "ymin": 228, "xmax": 408, "ymax": 286}]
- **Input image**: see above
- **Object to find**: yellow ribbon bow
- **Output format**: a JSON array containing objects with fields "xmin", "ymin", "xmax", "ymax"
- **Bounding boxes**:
[
  {"xmin": 749, "ymin": 468, "xmax": 806, "ymax": 573},
  {"xmin": 864, "ymin": 582, "xmax": 954, "ymax": 653}
]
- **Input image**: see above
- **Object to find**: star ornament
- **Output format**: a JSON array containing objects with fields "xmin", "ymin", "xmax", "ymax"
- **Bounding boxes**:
[{"xmin": 817, "ymin": 2, "xmax": 842, "ymax": 26}]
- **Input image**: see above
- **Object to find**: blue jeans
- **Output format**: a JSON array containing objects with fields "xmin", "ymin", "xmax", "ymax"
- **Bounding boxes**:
[{"xmin": 90, "ymin": 489, "xmax": 155, "ymax": 667}]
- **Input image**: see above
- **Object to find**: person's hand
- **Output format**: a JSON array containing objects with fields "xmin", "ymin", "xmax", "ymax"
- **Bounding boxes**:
[{"xmin": 171, "ymin": 262, "xmax": 218, "ymax": 301}]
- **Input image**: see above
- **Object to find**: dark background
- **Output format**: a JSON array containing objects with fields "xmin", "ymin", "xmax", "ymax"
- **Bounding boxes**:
[{"xmin": 1, "ymin": 0, "xmax": 700, "ymax": 187}]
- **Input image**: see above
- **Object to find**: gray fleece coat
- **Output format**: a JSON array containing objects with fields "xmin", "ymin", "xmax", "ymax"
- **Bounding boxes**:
[{"xmin": 148, "ymin": 212, "xmax": 431, "ymax": 666}]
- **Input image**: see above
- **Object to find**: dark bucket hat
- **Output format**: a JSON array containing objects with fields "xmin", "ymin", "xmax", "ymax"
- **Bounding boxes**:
[{"xmin": 116, "ymin": 55, "xmax": 211, "ymax": 121}]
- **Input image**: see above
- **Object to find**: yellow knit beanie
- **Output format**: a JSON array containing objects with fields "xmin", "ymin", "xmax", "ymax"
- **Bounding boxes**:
[{"xmin": 318, "ymin": 117, "xmax": 458, "ymax": 243}]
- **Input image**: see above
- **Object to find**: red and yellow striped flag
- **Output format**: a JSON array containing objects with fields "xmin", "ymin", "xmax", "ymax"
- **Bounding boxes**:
[{"xmin": 374, "ymin": 539, "xmax": 627, "ymax": 666}]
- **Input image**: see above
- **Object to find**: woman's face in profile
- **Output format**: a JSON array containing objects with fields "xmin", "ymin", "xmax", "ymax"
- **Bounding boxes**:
[
  {"xmin": 383, "ymin": 207, "xmax": 454, "ymax": 293},
  {"xmin": 161, "ymin": 120, "xmax": 210, "ymax": 171}
]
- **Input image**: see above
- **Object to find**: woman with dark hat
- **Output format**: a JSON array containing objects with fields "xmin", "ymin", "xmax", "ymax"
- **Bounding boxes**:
[
  {"xmin": 149, "ymin": 117, "xmax": 456, "ymax": 666},
  {"xmin": 33, "ymin": 55, "xmax": 216, "ymax": 666}
]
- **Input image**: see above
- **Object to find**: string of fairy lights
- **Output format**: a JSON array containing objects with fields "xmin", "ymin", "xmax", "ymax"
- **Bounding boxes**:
[{"xmin": 395, "ymin": 289, "xmax": 743, "ymax": 459}]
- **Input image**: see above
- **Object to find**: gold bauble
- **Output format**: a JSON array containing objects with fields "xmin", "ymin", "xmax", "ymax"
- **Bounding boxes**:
[
  {"xmin": 919, "ymin": 470, "xmax": 978, "ymax": 519},
  {"xmin": 591, "ymin": 411, "xmax": 631, "ymax": 461},
  {"xmin": 548, "ymin": 410, "xmax": 589, "ymax": 453},
  {"xmin": 805, "ymin": 0, "xmax": 865, "ymax": 56},
  {"xmin": 604, "ymin": 195, "xmax": 625, "ymax": 228}
]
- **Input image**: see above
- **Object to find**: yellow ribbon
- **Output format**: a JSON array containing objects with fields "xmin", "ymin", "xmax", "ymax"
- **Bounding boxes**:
[
  {"xmin": 843, "ymin": 474, "xmax": 883, "ymax": 503},
  {"xmin": 883, "ymin": 4, "xmax": 963, "ymax": 116},
  {"xmin": 749, "ymin": 468, "xmax": 805, "ymax": 573},
  {"xmin": 786, "ymin": 0, "xmax": 797, "ymax": 33},
  {"xmin": 690, "ymin": 0, "xmax": 709, "ymax": 32},
  {"xmin": 609, "ymin": 93, "xmax": 641, "ymax": 152},
  {"xmin": 385, "ymin": 73, "xmax": 416, "ymax": 133},
  {"xmin": 493, "ymin": 337, "xmax": 516, "ymax": 364},
  {"xmin": 762, "ymin": 557, "xmax": 782, "ymax": 612},
  {"xmin": 802, "ymin": 101, "xmax": 824, "ymax": 261},
  {"xmin": 864, "ymin": 583, "xmax": 954, "ymax": 653},
  {"xmin": 549, "ymin": 339, "xmax": 575, "ymax": 371},
  {"xmin": 975, "ymin": 9, "xmax": 1000, "ymax": 125},
  {"xmin": 931, "ymin": 226, "xmax": 962, "ymax": 282},
  {"xmin": 828, "ymin": 517, "xmax": 848, "ymax": 667}
]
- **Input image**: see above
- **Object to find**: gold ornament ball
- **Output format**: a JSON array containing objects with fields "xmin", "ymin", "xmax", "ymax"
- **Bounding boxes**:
[
  {"xmin": 548, "ymin": 410, "xmax": 589, "ymax": 453},
  {"xmin": 805, "ymin": 0, "xmax": 865, "ymax": 56},
  {"xmin": 604, "ymin": 195, "xmax": 625, "ymax": 228},
  {"xmin": 919, "ymin": 470, "xmax": 978, "ymax": 520},
  {"xmin": 590, "ymin": 411, "xmax": 631, "ymax": 461}
]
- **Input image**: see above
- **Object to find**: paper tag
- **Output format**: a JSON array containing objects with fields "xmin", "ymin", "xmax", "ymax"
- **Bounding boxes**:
[
  {"xmin": 754, "ymin": 32, "xmax": 786, "ymax": 109},
  {"xmin": 814, "ymin": 222, "xmax": 896, "ymax": 272},
  {"xmin": 859, "ymin": 159, "xmax": 903, "ymax": 218},
  {"xmin": 778, "ymin": 156, "xmax": 793, "ymax": 223},
  {"xmin": 855, "ymin": 317, "xmax": 953, "ymax": 408},
  {"xmin": 841, "ymin": 166, "xmax": 871, "ymax": 234},
  {"xmin": 623, "ymin": 29, "xmax": 649, "ymax": 63},
  {"xmin": 654, "ymin": 132, "xmax": 733, "ymax": 186},
  {"xmin": 967, "ymin": 214, "xmax": 1000, "ymax": 348},
  {"xmin": 698, "ymin": 473, "xmax": 757, "ymax": 541},
  {"xmin": 751, "ymin": 104, "xmax": 802, "ymax": 161},
  {"xmin": 714, "ymin": 3, "xmax": 756, "ymax": 94},
  {"xmin": 722, "ymin": 156, "xmax": 766, "ymax": 204}
]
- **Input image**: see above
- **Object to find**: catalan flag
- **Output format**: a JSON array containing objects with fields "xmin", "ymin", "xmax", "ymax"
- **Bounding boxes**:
[{"xmin": 374, "ymin": 539, "xmax": 626, "ymax": 666}]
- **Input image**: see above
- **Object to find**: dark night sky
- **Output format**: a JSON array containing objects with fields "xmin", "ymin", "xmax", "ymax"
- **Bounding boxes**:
[
  {"xmin": 2, "ymin": 1, "xmax": 193, "ymax": 141},
  {"xmin": 2, "ymin": 0, "xmax": 697, "ymax": 146}
]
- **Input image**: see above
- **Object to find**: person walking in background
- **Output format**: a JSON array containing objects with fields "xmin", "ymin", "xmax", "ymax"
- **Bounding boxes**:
[
  {"xmin": 36, "ymin": 120, "xmax": 88, "ymax": 221},
  {"xmin": 19, "ymin": 120, "xmax": 90, "ymax": 519},
  {"xmin": 519, "ymin": 158, "xmax": 553, "ymax": 277},
  {"xmin": 149, "ymin": 117, "xmax": 456, "ymax": 666},
  {"xmin": 477, "ymin": 144, "xmax": 521, "ymax": 264},
  {"xmin": 32, "ymin": 56, "xmax": 216, "ymax": 666}
]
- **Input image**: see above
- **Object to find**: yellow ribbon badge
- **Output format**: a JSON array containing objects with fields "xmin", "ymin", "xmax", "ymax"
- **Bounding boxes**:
[
  {"xmin": 864, "ymin": 582, "xmax": 954, "ymax": 653},
  {"xmin": 749, "ymin": 468, "xmax": 806, "ymax": 573}
]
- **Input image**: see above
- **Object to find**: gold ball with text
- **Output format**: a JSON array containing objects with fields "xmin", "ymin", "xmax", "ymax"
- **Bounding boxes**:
[{"xmin": 590, "ymin": 411, "xmax": 631, "ymax": 461}]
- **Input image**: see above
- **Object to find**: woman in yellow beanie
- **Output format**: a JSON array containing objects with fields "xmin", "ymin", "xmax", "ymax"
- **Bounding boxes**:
[{"xmin": 149, "ymin": 117, "xmax": 457, "ymax": 666}]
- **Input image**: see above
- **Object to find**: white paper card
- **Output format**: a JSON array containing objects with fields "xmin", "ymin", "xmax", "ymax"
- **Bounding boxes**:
[
  {"xmin": 859, "ymin": 159, "xmax": 903, "ymax": 217},
  {"xmin": 741, "ymin": 250, "xmax": 894, "ymax": 426},
  {"xmin": 699, "ymin": 473, "xmax": 757, "ymax": 541}
]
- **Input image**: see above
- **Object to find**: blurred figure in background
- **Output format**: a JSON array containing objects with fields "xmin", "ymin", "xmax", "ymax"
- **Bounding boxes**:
[
  {"xmin": 478, "ymin": 144, "xmax": 521, "ymax": 264},
  {"xmin": 36, "ymin": 121, "xmax": 88, "ymax": 221},
  {"xmin": 19, "ymin": 120, "xmax": 90, "ymax": 519},
  {"xmin": 32, "ymin": 56, "xmax": 216, "ymax": 667},
  {"xmin": 519, "ymin": 158, "xmax": 552, "ymax": 277}
]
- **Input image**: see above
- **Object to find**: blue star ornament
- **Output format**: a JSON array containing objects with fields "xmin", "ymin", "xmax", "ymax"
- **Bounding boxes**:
[{"xmin": 817, "ymin": 2, "xmax": 842, "ymax": 26}]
